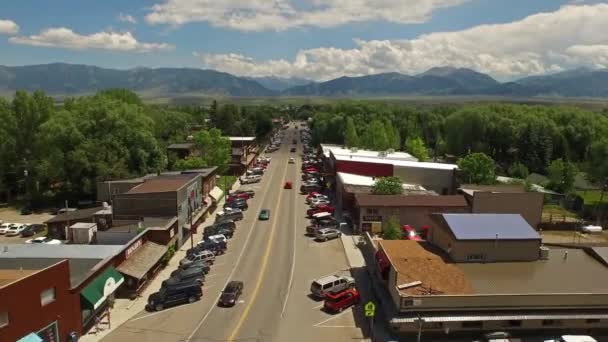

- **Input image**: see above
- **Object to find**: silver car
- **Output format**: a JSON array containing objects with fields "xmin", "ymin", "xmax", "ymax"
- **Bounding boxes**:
[{"xmin": 315, "ymin": 228, "xmax": 341, "ymax": 241}]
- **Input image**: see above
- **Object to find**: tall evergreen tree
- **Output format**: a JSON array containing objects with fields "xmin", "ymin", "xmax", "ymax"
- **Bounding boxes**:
[{"xmin": 344, "ymin": 117, "xmax": 359, "ymax": 147}]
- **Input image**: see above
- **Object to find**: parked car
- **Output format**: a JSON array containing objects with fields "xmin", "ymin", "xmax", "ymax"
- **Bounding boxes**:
[
  {"xmin": 207, "ymin": 234, "xmax": 228, "ymax": 244},
  {"xmin": 20, "ymin": 224, "xmax": 45, "ymax": 237},
  {"xmin": 240, "ymin": 175, "xmax": 261, "ymax": 184},
  {"xmin": 224, "ymin": 200, "xmax": 248, "ymax": 211},
  {"xmin": 216, "ymin": 208, "xmax": 244, "ymax": 222},
  {"xmin": 323, "ymin": 288, "xmax": 360, "ymax": 313},
  {"xmin": 307, "ymin": 205, "xmax": 335, "ymax": 217},
  {"xmin": 310, "ymin": 198, "xmax": 331, "ymax": 207},
  {"xmin": 164, "ymin": 267, "xmax": 205, "ymax": 287},
  {"xmin": 5, "ymin": 224, "xmax": 26, "ymax": 236},
  {"xmin": 178, "ymin": 260, "xmax": 211, "ymax": 272},
  {"xmin": 246, "ymin": 168, "xmax": 265, "ymax": 176},
  {"xmin": 147, "ymin": 282, "xmax": 202, "ymax": 311},
  {"xmin": 233, "ymin": 190, "xmax": 255, "ymax": 198},
  {"xmin": 180, "ymin": 250, "xmax": 216, "ymax": 267},
  {"xmin": 402, "ymin": 225, "xmax": 422, "ymax": 241},
  {"xmin": 315, "ymin": 228, "xmax": 342, "ymax": 241},
  {"xmin": 582, "ymin": 225, "xmax": 603, "ymax": 233},
  {"xmin": 227, "ymin": 193, "xmax": 250, "ymax": 202},
  {"xmin": 0, "ymin": 223, "xmax": 14, "ymax": 235},
  {"xmin": 219, "ymin": 281, "xmax": 244, "ymax": 307},
  {"xmin": 203, "ymin": 226, "xmax": 234, "ymax": 239},
  {"xmin": 310, "ymin": 275, "xmax": 356, "ymax": 298},
  {"xmin": 25, "ymin": 236, "xmax": 62, "ymax": 244},
  {"xmin": 300, "ymin": 183, "xmax": 322, "ymax": 194},
  {"xmin": 306, "ymin": 192, "xmax": 327, "ymax": 203},
  {"xmin": 259, "ymin": 209, "xmax": 270, "ymax": 220},
  {"xmin": 204, "ymin": 221, "xmax": 236, "ymax": 233},
  {"xmin": 192, "ymin": 239, "xmax": 227, "ymax": 256},
  {"xmin": 543, "ymin": 336, "xmax": 597, "ymax": 342},
  {"xmin": 20, "ymin": 207, "xmax": 33, "ymax": 215}
]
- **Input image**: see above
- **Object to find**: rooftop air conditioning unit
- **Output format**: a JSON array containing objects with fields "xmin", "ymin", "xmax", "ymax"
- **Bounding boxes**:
[
  {"xmin": 350, "ymin": 147, "xmax": 358, "ymax": 153},
  {"xmin": 378, "ymin": 151, "xmax": 388, "ymax": 158},
  {"xmin": 387, "ymin": 148, "xmax": 395, "ymax": 154}
]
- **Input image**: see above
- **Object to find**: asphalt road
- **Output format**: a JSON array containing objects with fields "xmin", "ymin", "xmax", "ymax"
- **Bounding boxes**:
[{"xmin": 103, "ymin": 125, "xmax": 365, "ymax": 342}]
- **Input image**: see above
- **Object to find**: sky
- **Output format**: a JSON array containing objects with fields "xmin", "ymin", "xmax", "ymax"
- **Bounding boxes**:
[{"xmin": 1, "ymin": 0, "xmax": 608, "ymax": 81}]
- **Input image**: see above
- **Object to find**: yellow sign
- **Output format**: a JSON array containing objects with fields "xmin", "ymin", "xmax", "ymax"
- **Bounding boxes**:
[{"xmin": 364, "ymin": 301, "xmax": 376, "ymax": 317}]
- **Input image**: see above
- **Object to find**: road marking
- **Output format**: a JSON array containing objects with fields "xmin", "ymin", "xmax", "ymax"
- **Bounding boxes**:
[
  {"xmin": 315, "ymin": 325, "xmax": 358, "ymax": 328},
  {"xmin": 184, "ymin": 151, "xmax": 283, "ymax": 342},
  {"xmin": 312, "ymin": 303, "xmax": 324, "ymax": 309},
  {"xmin": 281, "ymin": 150, "xmax": 299, "ymax": 318},
  {"xmin": 313, "ymin": 309, "xmax": 354, "ymax": 327},
  {"xmin": 228, "ymin": 135, "xmax": 291, "ymax": 341}
]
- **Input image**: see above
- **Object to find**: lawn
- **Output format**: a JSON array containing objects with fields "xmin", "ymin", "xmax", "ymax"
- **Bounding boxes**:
[
  {"xmin": 218, "ymin": 175, "xmax": 237, "ymax": 194},
  {"xmin": 576, "ymin": 190, "xmax": 608, "ymax": 205},
  {"xmin": 542, "ymin": 204, "xmax": 578, "ymax": 218}
]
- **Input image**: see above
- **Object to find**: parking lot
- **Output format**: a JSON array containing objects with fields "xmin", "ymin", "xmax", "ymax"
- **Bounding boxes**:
[{"xmin": 0, "ymin": 207, "xmax": 52, "ymax": 243}]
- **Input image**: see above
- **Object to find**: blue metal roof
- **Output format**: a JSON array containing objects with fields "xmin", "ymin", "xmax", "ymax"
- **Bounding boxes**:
[{"xmin": 440, "ymin": 214, "xmax": 541, "ymax": 240}]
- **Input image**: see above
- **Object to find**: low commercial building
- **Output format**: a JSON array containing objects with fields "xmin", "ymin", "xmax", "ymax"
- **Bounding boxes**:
[
  {"xmin": 354, "ymin": 194, "xmax": 469, "ymax": 234},
  {"xmin": 229, "ymin": 137, "xmax": 257, "ymax": 174},
  {"xmin": 45, "ymin": 206, "xmax": 110, "ymax": 240},
  {"xmin": 377, "ymin": 240, "xmax": 608, "ymax": 336},
  {"xmin": 167, "ymin": 142, "xmax": 196, "ymax": 160},
  {"xmin": 459, "ymin": 184, "xmax": 544, "ymax": 228},
  {"xmin": 429, "ymin": 213, "xmax": 542, "ymax": 262}
]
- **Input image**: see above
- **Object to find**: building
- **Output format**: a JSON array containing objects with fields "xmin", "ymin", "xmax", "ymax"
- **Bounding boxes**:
[
  {"xmin": 112, "ymin": 174, "xmax": 203, "ymax": 246},
  {"xmin": 328, "ymin": 153, "xmax": 458, "ymax": 194},
  {"xmin": 229, "ymin": 137, "xmax": 257, "ymax": 174},
  {"xmin": 320, "ymin": 144, "xmax": 418, "ymax": 162},
  {"xmin": 167, "ymin": 143, "xmax": 196, "ymax": 160},
  {"xmin": 459, "ymin": 184, "xmax": 544, "ymax": 228},
  {"xmin": 354, "ymin": 194, "xmax": 470, "ymax": 234},
  {"xmin": 376, "ymin": 240, "xmax": 608, "ymax": 336},
  {"xmin": 336, "ymin": 172, "xmax": 432, "ymax": 216},
  {"xmin": 429, "ymin": 213, "xmax": 542, "ymax": 262},
  {"xmin": 45, "ymin": 206, "xmax": 110, "ymax": 240}
]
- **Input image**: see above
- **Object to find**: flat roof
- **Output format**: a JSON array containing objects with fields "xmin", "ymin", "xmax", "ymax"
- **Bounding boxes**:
[
  {"xmin": 328, "ymin": 146, "xmax": 418, "ymax": 162},
  {"xmin": 167, "ymin": 143, "xmax": 195, "ymax": 150},
  {"xmin": 0, "ymin": 257, "xmax": 104, "ymax": 288},
  {"xmin": 460, "ymin": 183, "xmax": 527, "ymax": 194},
  {"xmin": 229, "ymin": 137, "xmax": 255, "ymax": 142},
  {"xmin": 337, "ymin": 172, "xmax": 426, "ymax": 191},
  {"xmin": 333, "ymin": 154, "xmax": 458, "ymax": 170},
  {"xmin": 70, "ymin": 222, "xmax": 96, "ymax": 229},
  {"xmin": 459, "ymin": 248, "xmax": 608, "ymax": 294},
  {"xmin": 0, "ymin": 269, "xmax": 39, "ymax": 288},
  {"xmin": 0, "ymin": 244, "xmax": 123, "ymax": 259},
  {"xmin": 379, "ymin": 240, "xmax": 474, "ymax": 296},
  {"xmin": 45, "ymin": 206, "xmax": 104, "ymax": 224},
  {"xmin": 355, "ymin": 194, "xmax": 468, "ymax": 208},
  {"xmin": 439, "ymin": 213, "xmax": 541, "ymax": 240},
  {"xmin": 127, "ymin": 174, "xmax": 198, "ymax": 194}
]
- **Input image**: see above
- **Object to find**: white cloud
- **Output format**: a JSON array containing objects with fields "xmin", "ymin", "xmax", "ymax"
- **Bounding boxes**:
[
  {"xmin": 0, "ymin": 19, "xmax": 19, "ymax": 35},
  {"xmin": 118, "ymin": 13, "xmax": 138, "ymax": 24},
  {"xmin": 198, "ymin": 4, "xmax": 608, "ymax": 81},
  {"xmin": 145, "ymin": 0, "xmax": 467, "ymax": 31},
  {"xmin": 9, "ymin": 28, "xmax": 173, "ymax": 53}
]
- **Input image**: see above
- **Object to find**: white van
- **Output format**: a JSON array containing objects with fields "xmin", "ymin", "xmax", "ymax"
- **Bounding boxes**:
[{"xmin": 310, "ymin": 274, "xmax": 355, "ymax": 298}]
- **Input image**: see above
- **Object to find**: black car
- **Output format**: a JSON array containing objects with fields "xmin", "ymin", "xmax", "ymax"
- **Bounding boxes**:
[
  {"xmin": 290, "ymin": 147, "xmax": 296, "ymax": 152},
  {"xmin": 20, "ymin": 224, "xmax": 45, "ymax": 237},
  {"xmin": 203, "ymin": 226, "xmax": 234, "ymax": 239},
  {"xmin": 233, "ymin": 190, "xmax": 255, "ymax": 198},
  {"xmin": 204, "ymin": 221, "xmax": 236, "ymax": 235},
  {"xmin": 20, "ymin": 207, "xmax": 33, "ymax": 215},
  {"xmin": 167, "ymin": 268, "xmax": 206, "ymax": 285},
  {"xmin": 219, "ymin": 281, "xmax": 244, "ymax": 307},
  {"xmin": 148, "ymin": 283, "xmax": 202, "ymax": 311},
  {"xmin": 224, "ymin": 200, "xmax": 248, "ymax": 211},
  {"xmin": 189, "ymin": 240, "xmax": 227, "ymax": 256},
  {"xmin": 178, "ymin": 260, "xmax": 211, "ymax": 272}
]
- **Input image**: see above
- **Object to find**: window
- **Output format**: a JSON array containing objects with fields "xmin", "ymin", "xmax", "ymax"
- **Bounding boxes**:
[
  {"xmin": 462, "ymin": 321, "xmax": 482, "ymax": 328},
  {"xmin": 366, "ymin": 208, "xmax": 379, "ymax": 215},
  {"xmin": 0, "ymin": 311, "xmax": 8, "ymax": 328},
  {"xmin": 40, "ymin": 287, "xmax": 56, "ymax": 306},
  {"xmin": 466, "ymin": 254, "xmax": 485, "ymax": 261}
]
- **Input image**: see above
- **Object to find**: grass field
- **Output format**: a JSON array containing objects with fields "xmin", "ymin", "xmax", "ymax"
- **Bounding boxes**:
[
  {"xmin": 543, "ymin": 204, "xmax": 579, "ymax": 218},
  {"xmin": 576, "ymin": 190, "xmax": 608, "ymax": 205}
]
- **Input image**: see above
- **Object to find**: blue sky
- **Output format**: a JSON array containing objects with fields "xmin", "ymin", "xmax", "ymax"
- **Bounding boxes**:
[{"xmin": 1, "ymin": 0, "xmax": 607, "ymax": 80}]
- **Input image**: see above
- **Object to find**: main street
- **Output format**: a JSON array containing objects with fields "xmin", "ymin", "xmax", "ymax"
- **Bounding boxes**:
[{"xmin": 103, "ymin": 125, "xmax": 366, "ymax": 342}]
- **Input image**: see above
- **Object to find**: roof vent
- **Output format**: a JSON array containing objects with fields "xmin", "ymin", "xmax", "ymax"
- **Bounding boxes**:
[
  {"xmin": 350, "ymin": 147, "xmax": 358, "ymax": 153},
  {"xmin": 387, "ymin": 148, "xmax": 395, "ymax": 154},
  {"xmin": 378, "ymin": 151, "xmax": 388, "ymax": 158}
]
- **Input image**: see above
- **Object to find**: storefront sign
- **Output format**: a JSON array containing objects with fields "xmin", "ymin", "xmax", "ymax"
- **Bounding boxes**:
[
  {"xmin": 125, "ymin": 239, "xmax": 143, "ymax": 259},
  {"xmin": 362, "ymin": 215, "xmax": 382, "ymax": 222}
]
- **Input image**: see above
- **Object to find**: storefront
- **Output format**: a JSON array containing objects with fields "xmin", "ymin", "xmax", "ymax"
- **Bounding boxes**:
[
  {"xmin": 80, "ymin": 267, "xmax": 124, "ymax": 332},
  {"xmin": 116, "ymin": 242, "xmax": 167, "ymax": 297},
  {"xmin": 16, "ymin": 320, "xmax": 61, "ymax": 342}
]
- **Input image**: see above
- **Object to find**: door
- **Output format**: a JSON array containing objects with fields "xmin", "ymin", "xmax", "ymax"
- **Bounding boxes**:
[{"xmin": 167, "ymin": 290, "xmax": 185, "ymax": 306}]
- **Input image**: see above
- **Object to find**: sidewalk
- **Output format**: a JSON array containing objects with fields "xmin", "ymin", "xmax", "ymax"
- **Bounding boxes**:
[{"xmin": 80, "ymin": 179, "xmax": 242, "ymax": 342}]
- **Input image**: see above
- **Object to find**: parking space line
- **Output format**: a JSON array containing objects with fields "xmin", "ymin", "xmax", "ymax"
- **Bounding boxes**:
[
  {"xmin": 312, "ymin": 303, "xmax": 324, "ymax": 309},
  {"xmin": 315, "ymin": 325, "xmax": 358, "ymax": 328},
  {"xmin": 312, "ymin": 309, "xmax": 354, "ymax": 327}
]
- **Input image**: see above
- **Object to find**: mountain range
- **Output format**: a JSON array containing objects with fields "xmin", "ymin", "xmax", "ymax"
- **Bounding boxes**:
[{"xmin": 1, "ymin": 63, "xmax": 608, "ymax": 98}]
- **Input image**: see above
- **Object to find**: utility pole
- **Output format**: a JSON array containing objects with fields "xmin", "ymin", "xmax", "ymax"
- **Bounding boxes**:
[
  {"xmin": 417, "ymin": 317, "xmax": 423, "ymax": 342},
  {"xmin": 189, "ymin": 204, "xmax": 194, "ymax": 249}
]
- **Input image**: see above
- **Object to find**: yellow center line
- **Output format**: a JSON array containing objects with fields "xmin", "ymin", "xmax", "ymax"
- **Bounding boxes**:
[{"xmin": 227, "ymin": 135, "xmax": 291, "ymax": 341}]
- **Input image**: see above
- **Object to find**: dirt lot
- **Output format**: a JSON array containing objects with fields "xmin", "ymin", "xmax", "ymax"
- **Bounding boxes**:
[
  {"xmin": 540, "ymin": 230, "xmax": 608, "ymax": 244},
  {"xmin": 0, "ymin": 207, "xmax": 54, "ymax": 244}
]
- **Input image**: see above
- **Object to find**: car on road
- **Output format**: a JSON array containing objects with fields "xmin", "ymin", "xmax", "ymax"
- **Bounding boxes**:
[
  {"xmin": 315, "ymin": 228, "xmax": 342, "ymax": 241},
  {"xmin": 148, "ymin": 282, "xmax": 203, "ymax": 311},
  {"xmin": 288, "ymin": 157, "xmax": 295, "ymax": 164},
  {"xmin": 177, "ymin": 260, "xmax": 211, "ymax": 273},
  {"xmin": 20, "ymin": 224, "xmax": 45, "ymax": 237},
  {"xmin": 259, "ymin": 209, "xmax": 270, "ymax": 220},
  {"xmin": 5, "ymin": 224, "xmax": 27, "ymax": 236},
  {"xmin": 310, "ymin": 274, "xmax": 356, "ymax": 298},
  {"xmin": 180, "ymin": 250, "xmax": 215, "ymax": 267},
  {"xmin": 307, "ymin": 205, "xmax": 335, "ymax": 217},
  {"xmin": 323, "ymin": 288, "xmax": 360, "ymax": 313},
  {"xmin": 25, "ymin": 236, "xmax": 63, "ymax": 244},
  {"xmin": 290, "ymin": 147, "xmax": 296, "ymax": 152},
  {"xmin": 284, "ymin": 181, "xmax": 292, "ymax": 189},
  {"xmin": 219, "ymin": 281, "xmax": 244, "ymax": 307}
]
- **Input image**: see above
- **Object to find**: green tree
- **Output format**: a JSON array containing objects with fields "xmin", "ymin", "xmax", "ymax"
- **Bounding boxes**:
[
  {"xmin": 588, "ymin": 139, "xmax": 608, "ymax": 222},
  {"xmin": 405, "ymin": 137, "xmax": 429, "ymax": 161},
  {"xmin": 361, "ymin": 119, "xmax": 389, "ymax": 150},
  {"xmin": 457, "ymin": 152, "xmax": 496, "ymax": 184},
  {"xmin": 383, "ymin": 216, "xmax": 402, "ymax": 240},
  {"xmin": 372, "ymin": 176, "xmax": 403, "ymax": 195},
  {"xmin": 193, "ymin": 128, "xmax": 231, "ymax": 172},
  {"xmin": 98, "ymin": 89, "xmax": 143, "ymax": 106},
  {"xmin": 508, "ymin": 162, "xmax": 529, "ymax": 179},
  {"xmin": 547, "ymin": 159, "xmax": 578, "ymax": 193},
  {"xmin": 385, "ymin": 121, "xmax": 400, "ymax": 150},
  {"xmin": 343, "ymin": 117, "xmax": 359, "ymax": 147},
  {"xmin": 173, "ymin": 157, "xmax": 207, "ymax": 171}
]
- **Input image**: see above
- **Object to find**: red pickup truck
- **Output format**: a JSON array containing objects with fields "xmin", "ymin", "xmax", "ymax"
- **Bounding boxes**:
[
  {"xmin": 323, "ymin": 288, "xmax": 360, "ymax": 313},
  {"xmin": 307, "ymin": 205, "xmax": 335, "ymax": 217}
]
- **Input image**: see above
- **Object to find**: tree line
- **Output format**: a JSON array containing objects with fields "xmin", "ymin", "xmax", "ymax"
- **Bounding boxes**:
[{"xmin": 0, "ymin": 90, "xmax": 281, "ymax": 207}]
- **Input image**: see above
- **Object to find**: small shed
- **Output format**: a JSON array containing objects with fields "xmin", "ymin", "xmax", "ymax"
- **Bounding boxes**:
[
  {"xmin": 429, "ymin": 213, "xmax": 542, "ymax": 263},
  {"xmin": 69, "ymin": 222, "xmax": 97, "ymax": 244}
]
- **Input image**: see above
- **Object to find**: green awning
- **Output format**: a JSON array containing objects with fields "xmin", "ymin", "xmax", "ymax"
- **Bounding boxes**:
[{"xmin": 81, "ymin": 266, "xmax": 124, "ymax": 310}]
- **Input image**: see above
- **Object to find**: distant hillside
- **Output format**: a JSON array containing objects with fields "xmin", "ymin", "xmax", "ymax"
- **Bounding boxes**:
[
  {"xmin": 247, "ymin": 76, "xmax": 312, "ymax": 91},
  {"xmin": 2, "ymin": 63, "xmax": 608, "ymax": 98},
  {"xmin": 0, "ymin": 63, "xmax": 276, "ymax": 97}
]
